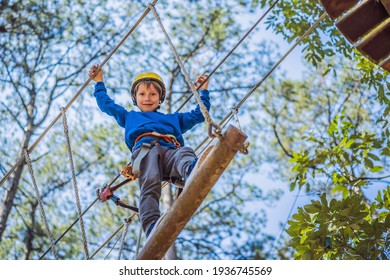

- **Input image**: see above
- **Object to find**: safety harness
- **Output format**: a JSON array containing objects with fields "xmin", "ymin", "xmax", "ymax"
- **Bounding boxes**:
[{"xmin": 132, "ymin": 132, "xmax": 181, "ymax": 177}]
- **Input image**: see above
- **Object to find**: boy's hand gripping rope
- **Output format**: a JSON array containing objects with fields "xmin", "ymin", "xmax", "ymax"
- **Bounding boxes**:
[{"xmin": 148, "ymin": 4, "xmax": 222, "ymax": 139}]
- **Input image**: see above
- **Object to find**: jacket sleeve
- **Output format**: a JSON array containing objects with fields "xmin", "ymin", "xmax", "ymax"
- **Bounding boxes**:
[
  {"xmin": 178, "ymin": 90, "xmax": 210, "ymax": 133},
  {"xmin": 93, "ymin": 82, "xmax": 127, "ymax": 127}
]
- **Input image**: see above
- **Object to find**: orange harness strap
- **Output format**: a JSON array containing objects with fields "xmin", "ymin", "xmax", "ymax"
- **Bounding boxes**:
[{"xmin": 134, "ymin": 132, "xmax": 181, "ymax": 150}]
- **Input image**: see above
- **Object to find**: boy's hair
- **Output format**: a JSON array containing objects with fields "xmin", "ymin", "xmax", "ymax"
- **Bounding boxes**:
[{"xmin": 134, "ymin": 80, "xmax": 163, "ymax": 96}]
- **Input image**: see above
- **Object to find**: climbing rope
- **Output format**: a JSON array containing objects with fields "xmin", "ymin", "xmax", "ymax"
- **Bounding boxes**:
[
  {"xmin": 149, "ymin": 4, "xmax": 222, "ymax": 139},
  {"xmin": 135, "ymin": 223, "xmax": 143, "ymax": 259},
  {"xmin": 230, "ymin": 107, "xmax": 250, "ymax": 154},
  {"xmin": 60, "ymin": 107, "xmax": 90, "ymax": 259},
  {"xmin": 24, "ymin": 149, "xmax": 59, "ymax": 260},
  {"xmin": 117, "ymin": 217, "xmax": 131, "ymax": 260},
  {"xmin": 89, "ymin": 213, "xmax": 137, "ymax": 259},
  {"xmin": 104, "ymin": 230, "xmax": 123, "ymax": 260}
]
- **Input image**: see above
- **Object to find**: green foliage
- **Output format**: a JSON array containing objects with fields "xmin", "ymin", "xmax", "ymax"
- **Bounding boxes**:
[
  {"xmin": 249, "ymin": 47, "xmax": 389, "ymax": 259},
  {"xmin": 289, "ymin": 113, "xmax": 389, "ymax": 194},
  {"xmin": 287, "ymin": 190, "xmax": 390, "ymax": 259}
]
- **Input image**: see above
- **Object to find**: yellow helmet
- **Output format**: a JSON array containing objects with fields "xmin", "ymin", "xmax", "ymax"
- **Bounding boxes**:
[{"xmin": 130, "ymin": 72, "xmax": 166, "ymax": 104}]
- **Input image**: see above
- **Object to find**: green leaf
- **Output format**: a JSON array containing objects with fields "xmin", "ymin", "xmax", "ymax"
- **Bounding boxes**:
[
  {"xmin": 304, "ymin": 204, "xmax": 320, "ymax": 214},
  {"xmin": 292, "ymin": 213, "xmax": 305, "ymax": 222},
  {"xmin": 364, "ymin": 158, "xmax": 374, "ymax": 169},
  {"xmin": 302, "ymin": 250, "xmax": 313, "ymax": 260},
  {"xmin": 340, "ymin": 208, "xmax": 350, "ymax": 216},
  {"xmin": 384, "ymin": 214, "xmax": 390, "ymax": 228},
  {"xmin": 300, "ymin": 235, "xmax": 308, "ymax": 245},
  {"xmin": 349, "ymin": 224, "xmax": 360, "ymax": 230},
  {"xmin": 345, "ymin": 139, "xmax": 354, "ymax": 148},
  {"xmin": 369, "ymin": 166, "xmax": 384, "ymax": 172},
  {"xmin": 368, "ymin": 153, "xmax": 380, "ymax": 161}
]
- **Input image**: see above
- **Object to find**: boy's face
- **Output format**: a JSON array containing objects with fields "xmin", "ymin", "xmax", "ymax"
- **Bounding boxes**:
[{"xmin": 135, "ymin": 83, "xmax": 160, "ymax": 112}]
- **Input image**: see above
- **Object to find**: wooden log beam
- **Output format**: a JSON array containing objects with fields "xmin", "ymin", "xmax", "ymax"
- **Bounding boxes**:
[{"xmin": 136, "ymin": 125, "xmax": 247, "ymax": 260}]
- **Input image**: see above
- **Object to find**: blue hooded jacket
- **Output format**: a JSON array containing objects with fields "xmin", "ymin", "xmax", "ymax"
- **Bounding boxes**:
[{"xmin": 93, "ymin": 82, "xmax": 210, "ymax": 153}]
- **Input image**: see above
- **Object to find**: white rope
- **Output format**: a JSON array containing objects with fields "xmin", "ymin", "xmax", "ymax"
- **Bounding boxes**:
[
  {"xmin": 61, "ymin": 108, "xmax": 90, "ymax": 259},
  {"xmin": 149, "ymin": 4, "xmax": 222, "ymax": 138},
  {"xmin": 117, "ymin": 217, "xmax": 131, "ymax": 260},
  {"xmin": 24, "ymin": 150, "xmax": 58, "ymax": 259},
  {"xmin": 134, "ymin": 222, "xmax": 143, "ymax": 259},
  {"xmin": 230, "ymin": 107, "xmax": 250, "ymax": 154}
]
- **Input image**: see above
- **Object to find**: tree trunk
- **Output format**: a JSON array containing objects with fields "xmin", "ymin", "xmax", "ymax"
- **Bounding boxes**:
[
  {"xmin": 0, "ymin": 132, "xmax": 32, "ymax": 241},
  {"xmin": 24, "ymin": 201, "xmax": 38, "ymax": 260}
]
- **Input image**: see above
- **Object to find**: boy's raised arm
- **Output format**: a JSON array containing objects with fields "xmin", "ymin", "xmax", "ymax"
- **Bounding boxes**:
[{"xmin": 89, "ymin": 65, "xmax": 127, "ymax": 127}]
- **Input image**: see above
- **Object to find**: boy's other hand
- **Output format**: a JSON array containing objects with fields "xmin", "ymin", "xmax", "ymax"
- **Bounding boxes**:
[
  {"xmin": 89, "ymin": 64, "xmax": 103, "ymax": 82},
  {"xmin": 194, "ymin": 73, "xmax": 209, "ymax": 91}
]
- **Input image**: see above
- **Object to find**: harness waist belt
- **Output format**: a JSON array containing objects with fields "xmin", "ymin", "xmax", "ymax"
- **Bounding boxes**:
[{"xmin": 133, "ymin": 131, "xmax": 181, "ymax": 151}]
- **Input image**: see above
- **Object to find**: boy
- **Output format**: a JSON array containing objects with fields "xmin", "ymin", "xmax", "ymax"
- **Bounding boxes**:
[{"xmin": 88, "ymin": 65, "xmax": 210, "ymax": 237}]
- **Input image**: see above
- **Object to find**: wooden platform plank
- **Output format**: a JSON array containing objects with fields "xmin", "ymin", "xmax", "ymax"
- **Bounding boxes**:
[
  {"xmin": 319, "ymin": 0, "xmax": 359, "ymax": 19},
  {"xmin": 379, "ymin": 54, "xmax": 390, "ymax": 72},
  {"xmin": 336, "ymin": 0, "xmax": 389, "ymax": 43},
  {"xmin": 357, "ymin": 19, "xmax": 390, "ymax": 63}
]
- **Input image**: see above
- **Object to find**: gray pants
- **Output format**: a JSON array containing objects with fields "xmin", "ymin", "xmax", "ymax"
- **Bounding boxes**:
[{"xmin": 131, "ymin": 144, "xmax": 196, "ymax": 232}]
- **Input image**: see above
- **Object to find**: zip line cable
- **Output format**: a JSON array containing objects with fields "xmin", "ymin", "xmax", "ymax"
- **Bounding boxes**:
[
  {"xmin": 117, "ymin": 218, "xmax": 131, "ymax": 260},
  {"xmin": 89, "ymin": 214, "xmax": 136, "ymax": 260},
  {"xmin": 219, "ymin": 12, "xmax": 327, "ymax": 127},
  {"xmin": 3, "ymin": 0, "xmax": 275, "ymax": 190},
  {"xmin": 104, "ymin": 231, "xmax": 123, "ymax": 260},
  {"xmin": 39, "ymin": 9, "xmax": 326, "ymax": 260}
]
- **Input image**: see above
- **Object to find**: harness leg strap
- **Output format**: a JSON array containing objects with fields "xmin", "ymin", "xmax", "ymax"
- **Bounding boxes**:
[{"xmin": 132, "ymin": 143, "xmax": 153, "ymax": 177}]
